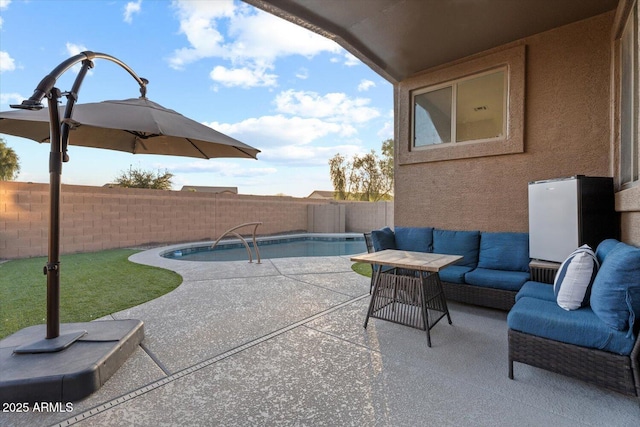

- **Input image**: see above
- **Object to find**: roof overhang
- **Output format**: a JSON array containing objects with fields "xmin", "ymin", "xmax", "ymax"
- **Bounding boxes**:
[{"xmin": 244, "ymin": 0, "xmax": 620, "ymax": 83}]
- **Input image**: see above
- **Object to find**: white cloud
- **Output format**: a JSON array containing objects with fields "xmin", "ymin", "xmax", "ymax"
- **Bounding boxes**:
[
  {"xmin": 0, "ymin": 51, "xmax": 16, "ymax": 72},
  {"xmin": 65, "ymin": 43, "xmax": 92, "ymax": 75},
  {"xmin": 224, "ymin": 10, "xmax": 340, "ymax": 63},
  {"xmin": 0, "ymin": 0, "xmax": 10, "ymax": 10},
  {"xmin": 162, "ymin": 160, "xmax": 276, "ymax": 178},
  {"xmin": 295, "ymin": 68, "xmax": 309, "ymax": 80},
  {"xmin": 358, "ymin": 79, "xmax": 376, "ymax": 92},
  {"xmin": 343, "ymin": 52, "xmax": 361, "ymax": 67},
  {"xmin": 66, "ymin": 42, "xmax": 87, "ymax": 56},
  {"xmin": 168, "ymin": 0, "xmax": 234, "ymax": 69},
  {"xmin": 377, "ymin": 121, "xmax": 394, "ymax": 140},
  {"xmin": 260, "ymin": 143, "xmax": 364, "ymax": 165},
  {"xmin": 274, "ymin": 90, "xmax": 380, "ymax": 123},
  {"xmin": 201, "ymin": 88, "xmax": 382, "ymax": 167},
  {"xmin": 0, "ymin": 92, "xmax": 24, "ymax": 108},
  {"xmin": 206, "ymin": 115, "xmax": 355, "ymax": 147},
  {"xmin": 210, "ymin": 65, "xmax": 277, "ymax": 88},
  {"xmin": 169, "ymin": 0, "xmax": 343, "ymax": 88},
  {"xmin": 124, "ymin": 0, "xmax": 142, "ymax": 24},
  {"xmin": 202, "ymin": 110, "xmax": 379, "ymax": 167},
  {"xmin": 0, "ymin": 0, "xmax": 9, "ymax": 27}
]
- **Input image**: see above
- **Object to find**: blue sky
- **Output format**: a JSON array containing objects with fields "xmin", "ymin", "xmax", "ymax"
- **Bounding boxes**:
[{"xmin": 0, "ymin": 0, "xmax": 393, "ymax": 197}]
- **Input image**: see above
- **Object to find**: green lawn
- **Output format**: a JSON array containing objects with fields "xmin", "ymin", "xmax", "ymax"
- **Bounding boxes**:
[
  {"xmin": 0, "ymin": 249, "xmax": 181, "ymax": 339},
  {"xmin": 351, "ymin": 262, "xmax": 372, "ymax": 277}
]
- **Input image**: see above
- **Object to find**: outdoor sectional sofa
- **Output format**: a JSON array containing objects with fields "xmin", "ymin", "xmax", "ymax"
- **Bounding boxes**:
[
  {"xmin": 508, "ymin": 238, "xmax": 640, "ymax": 398},
  {"xmin": 369, "ymin": 226, "xmax": 531, "ymax": 311},
  {"xmin": 367, "ymin": 227, "xmax": 640, "ymax": 397}
]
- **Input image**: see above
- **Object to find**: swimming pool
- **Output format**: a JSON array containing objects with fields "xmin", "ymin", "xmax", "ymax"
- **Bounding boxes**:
[{"xmin": 161, "ymin": 234, "xmax": 367, "ymax": 262}]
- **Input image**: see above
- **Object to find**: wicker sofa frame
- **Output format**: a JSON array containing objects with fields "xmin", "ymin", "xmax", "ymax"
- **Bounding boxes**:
[
  {"xmin": 508, "ymin": 327, "xmax": 640, "ymax": 398},
  {"xmin": 441, "ymin": 281, "xmax": 516, "ymax": 311}
]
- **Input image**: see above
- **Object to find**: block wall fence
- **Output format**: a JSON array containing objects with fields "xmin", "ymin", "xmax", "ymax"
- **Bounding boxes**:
[{"xmin": 0, "ymin": 181, "xmax": 394, "ymax": 259}]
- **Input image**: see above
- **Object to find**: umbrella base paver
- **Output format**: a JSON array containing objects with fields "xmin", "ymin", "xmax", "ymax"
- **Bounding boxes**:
[{"xmin": 0, "ymin": 319, "xmax": 143, "ymax": 403}]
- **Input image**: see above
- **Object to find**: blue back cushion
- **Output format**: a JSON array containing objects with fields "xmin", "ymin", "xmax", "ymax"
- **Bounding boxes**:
[
  {"xmin": 394, "ymin": 226, "xmax": 433, "ymax": 253},
  {"xmin": 371, "ymin": 227, "xmax": 396, "ymax": 251},
  {"xmin": 432, "ymin": 229, "xmax": 480, "ymax": 268},
  {"xmin": 590, "ymin": 242, "xmax": 640, "ymax": 332},
  {"xmin": 477, "ymin": 232, "xmax": 530, "ymax": 272},
  {"xmin": 595, "ymin": 238, "xmax": 620, "ymax": 265}
]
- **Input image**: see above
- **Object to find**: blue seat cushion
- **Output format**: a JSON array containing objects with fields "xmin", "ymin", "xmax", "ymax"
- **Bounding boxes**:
[
  {"xmin": 394, "ymin": 226, "xmax": 433, "ymax": 253},
  {"xmin": 477, "ymin": 232, "xmax": 530, "ymax": 272},
  {"xmin": 371, "ymin": 227, "xmax": 396, "ymax": 251},
  {"xmin": 438, "ymin": 265, "xmax": 473, "ymax": 284},
  {"xmin": 507, "ymin": 296, "xmax": 636, "ymax": 355},
  {"xmin": 590, "ymin": 242, "xmax": 640, "ymax": 332},
  {"xmin": 432, "ymin": 229, "xmax": 480, "ymax": 268},
  {"xmin": 464, "ymin": 268, "xmax": 529, "ymax": 291},
  {"xmin": 515, "ymin": 281, "xmax": 555, "ymax": 302}
]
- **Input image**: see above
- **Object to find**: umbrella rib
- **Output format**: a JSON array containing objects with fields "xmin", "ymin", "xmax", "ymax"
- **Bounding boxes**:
[
  {"xmin": 233, "ymin": 146, "xmax": 257, "ymax": 159},
  {"xmin": 126, "ymin": 130, "xmax": 160, "ymax": 139},
  {"xmin": 186, "ymin": 138, "xmax": 211, "ymax": 159}
]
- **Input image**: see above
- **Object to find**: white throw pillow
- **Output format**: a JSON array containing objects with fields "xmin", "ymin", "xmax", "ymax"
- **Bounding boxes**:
[{"xmin": 554, "ymin": 245, "xmax": 600, "ymax": 311}]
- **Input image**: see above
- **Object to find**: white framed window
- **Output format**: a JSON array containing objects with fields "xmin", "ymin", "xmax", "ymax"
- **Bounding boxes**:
[
  {"xmin": 397, "ymin": 44, "xmax": 525, "ymax": 165},
  {"xmin": 620, "ymin": 1, "xmax": 639, "ymax": 187},
  {"xmin": 412, "ymin": 68, "xmax": 507, "ymax": 148}
]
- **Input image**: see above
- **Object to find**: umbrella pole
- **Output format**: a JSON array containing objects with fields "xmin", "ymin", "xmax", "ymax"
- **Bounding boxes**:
[
  {"xmin": 44, "ymin": 60, "xmax": 92, "ymax": 340},
  {"xmin": 45, "ymin": 91, "xmax": 62, "ymax": 339},
  {"xmin": 13, "ymin": 90, "xmax": 87, "ymax": 353}
]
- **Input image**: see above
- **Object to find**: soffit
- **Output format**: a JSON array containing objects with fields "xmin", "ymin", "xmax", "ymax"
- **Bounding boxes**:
[{"xmin": 244, "ymin": 0, "xmax": 619, "ymax": 83}]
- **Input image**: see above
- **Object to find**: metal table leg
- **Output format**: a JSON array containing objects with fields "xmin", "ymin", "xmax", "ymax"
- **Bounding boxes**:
[
  {"xmin": 420, "ymin": 271, "xmax": 452, "ymax": 347},
  {"xmin": 364, "ymin": 264, "xmax": 382, "ymax": 329}
]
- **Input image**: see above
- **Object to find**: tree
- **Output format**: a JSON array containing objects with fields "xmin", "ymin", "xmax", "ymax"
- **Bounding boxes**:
[
  {"xmin": 329, "ymin": 139, "xmax": 394, "ymax": 201},
  {"xmin": 113, "ymin": 166, "xmax": 174, "ymax": 190},
  {"xmin": 0, "ymin": 137, "xmax": 21, "ymax": 181}
]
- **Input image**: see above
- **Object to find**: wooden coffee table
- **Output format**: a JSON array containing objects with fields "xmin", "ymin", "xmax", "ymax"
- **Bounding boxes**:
[{"xmin": 351, "ymin": 249, "xmax": 462, "ymax": 347}]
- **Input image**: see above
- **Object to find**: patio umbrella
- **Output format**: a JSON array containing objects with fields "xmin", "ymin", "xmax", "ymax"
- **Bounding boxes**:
[
  {"xmin": 0, "ymin": 97, "xmax": 259, "ymax": 160},
  {"xmin": 0, "ymin": 51, "xmax": 260, "ymax": 353}
]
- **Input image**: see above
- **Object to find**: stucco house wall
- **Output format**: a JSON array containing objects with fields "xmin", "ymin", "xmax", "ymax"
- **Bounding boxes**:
[{"xmin": 394, "ymin": 12, "xmax": 619, "ymax": 236}]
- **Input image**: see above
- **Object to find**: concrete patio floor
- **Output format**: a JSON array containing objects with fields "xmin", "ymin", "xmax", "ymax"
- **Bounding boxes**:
[{"xmin": 3, "ymin": 246, "xmax": 640, "ymax": 426}]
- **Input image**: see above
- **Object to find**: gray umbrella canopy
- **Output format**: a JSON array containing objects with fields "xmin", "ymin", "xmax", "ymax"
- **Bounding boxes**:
[
  {"xmin": 0, "ymin": 52, "xmax": 259, "ymax": 366},
  {"xmin": 0, "ymin": 97, "xmax": 259, "ymax": 159}
]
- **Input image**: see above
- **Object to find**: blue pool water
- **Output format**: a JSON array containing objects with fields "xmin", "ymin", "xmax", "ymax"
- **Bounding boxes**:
[{"xmin": 162, "ymin": 235, "xmax": 366, "ymax": 262}]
